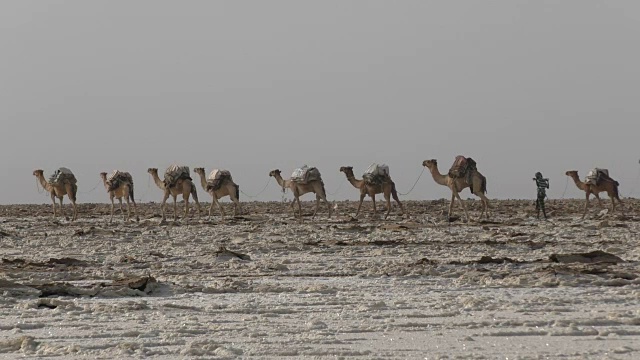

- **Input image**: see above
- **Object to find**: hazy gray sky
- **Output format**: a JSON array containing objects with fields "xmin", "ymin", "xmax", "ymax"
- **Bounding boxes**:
[{"xmin": 2, "ymin": 1, "xmax": 640, "ymax": 205}]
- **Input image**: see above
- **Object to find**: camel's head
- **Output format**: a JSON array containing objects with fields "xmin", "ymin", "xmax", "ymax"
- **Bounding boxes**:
[
  {"xmin": 33, "ymin": 169, "xmax": 44, "ymax": 177},
  {"xmin": 339, "ymin": 166, "xmax": 353, "ymax": 173},
  {"xmin": 565, "ymin": 170, "xmax": 578, "ymax": 177},
  {"xmin": 147, "ymin": 168, "xmax": 158, "ymax": 174},
  {"xmin": 269, "ymin": 169, "xmax": 281, "ymax": 177},
  {"xmin": 99, "ymin": 172, "xmax": 108, "ymax": 178},
  {"xmin": 193, "ymin": 167, "xmax": 205, "ymax": 175},
  {"xmin": 422, "ymin": 159, "xmax": 437, "ymax": 168}
]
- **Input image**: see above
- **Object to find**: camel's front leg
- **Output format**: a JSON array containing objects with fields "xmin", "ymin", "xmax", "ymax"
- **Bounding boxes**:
[
  {"xmin": 160, "ymin": 192, "xmax": 169, "ymax": 221},
  {"xmin": 297, "ymin": 196, "xmax": 303, "ymax": 221},
  {"xmin": 50, "ymin": 193, "xmax": 57, "ymax": 218},
  {"xmin": 371, "ymin": 194, "xmax": 378, "ymax": 218},
  {"xmin": 214, "ymin": 197, "xmax": 226, "ymax": 219},
  {"xmin": 355, "ymin": 194, "xmax": 366, "ymax": 218},
  {"xmin": 448, "ymin": 192, "xmax": 456, "ymax": 219},
  {"xmin": 453, "ymin": 191, "xmax": 471, "ymax": 222},
  {"xmin": 172, "ymin": 195, "xmax": 179, "ymax": 221},
  {"xmin": 582, "ymin": 192, "xmax": 591, "ymax": 219},
  {"xmin": 109, "ymin": 196, "xmax": 115, "ymax": 223},
  {"xmin": 59, "ymin": 197, "xmax": 66, "ymax": 219}
]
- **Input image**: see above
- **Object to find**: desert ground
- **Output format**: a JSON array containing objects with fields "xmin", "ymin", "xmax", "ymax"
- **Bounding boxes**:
[{"xmin": 1, "ymin": 198, "xmax": 639, "ymax": 359}]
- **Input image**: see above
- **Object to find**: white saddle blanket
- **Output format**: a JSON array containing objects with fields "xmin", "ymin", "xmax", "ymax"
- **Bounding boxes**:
[{"xmin": 291, "ymin": 165, "xmax": 321, "ymax": 183}]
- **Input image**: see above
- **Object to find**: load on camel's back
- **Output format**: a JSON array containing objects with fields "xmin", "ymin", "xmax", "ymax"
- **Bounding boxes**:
[
  {"xmin": 448, "ymin": 156, "xmax": 478, "ymax": 185},
  {"xmin": 106, "ymin": 170, "xmax": 134, "ymax": 192},
  {"xmin": 48, "ymin": 167, "xmax": 78, "ymax": 185},
  {"xmin": 362, "ymin": 163, "xmax": 390, "ymax": 185},
  {"xmin": 206, "ymin": 169, "xmax": 233, "ymax": 191},
  {"xmin": 290, "ymin": 165, "xmax": 322, "ymax": 184},
  {"xmin": 585, "ymin": 168, "xmax": 613, "ymax": 186},
  {"xmin": 164, "ymin": 165, "xmax": 191, "ymax": 189}
]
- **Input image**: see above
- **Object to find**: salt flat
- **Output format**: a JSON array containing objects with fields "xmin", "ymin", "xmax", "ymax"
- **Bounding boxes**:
[{"xmin": 1, "ymin": 199, "xmax": 639, "ymax": 359}]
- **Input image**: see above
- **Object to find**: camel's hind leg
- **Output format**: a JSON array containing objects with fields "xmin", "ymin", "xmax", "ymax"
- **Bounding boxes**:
[
  {"xmin": 118, "ymin": 198, "xmax": 125, "ymax": 221},
  {"xmin": 391, "ymin": 187, "xmax": 405, "ymax": 216},
  {"xmin": 212, "ymin": 194, "xmax": 226, "ymax": 219},
  {"xmin": 323, "ymin": 195, "xmax": 332, "ymax": 218},
  {"xmin": 312, "ymin": 195, "xmax": 320, "ymax": 218},
  {"xmin": 383, "ymin": 190, "xmax": 392, "ymax": 220},
  {"xmin": 58, "ymin": 196, "xmax": 66, "ymax": 219},
  {"xmin": 476, "ymin": 192, "xmax": 490, "ymax": 219}
]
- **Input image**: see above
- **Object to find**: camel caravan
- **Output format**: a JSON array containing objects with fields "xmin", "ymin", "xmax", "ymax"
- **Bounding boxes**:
[{"xmin": 31, "ymin": 157, "xmax": 628, "ymax": 223}]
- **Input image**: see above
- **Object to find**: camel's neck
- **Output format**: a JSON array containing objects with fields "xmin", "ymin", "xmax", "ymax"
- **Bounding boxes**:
[
  {"xmin": 150, "ymin": 173, "xmax": 165, "ymax": 190},
  {"xmin": 344, "ymin": 172, "xmax": 363, "ymax": 189},
  {"xmin": 196, "ymin": 173, "xmax": 208, "ymax": 190},
  {"xmin": 428, "ymin": 165, "xmax": 448, "ymax": 186},
  {"xmin": 569, "ymin": 174, "xmax": 586, "ymax": 190},
  {"xmin": 274, "ymin": 174, "xmax": 288, "ymax": 190},
  {"xmin": 36, "ymin": 174, "xmax": 52, "ymax": 192},
  {"xmin": 100, "ymin": 176, "xmax": 109, "ymax": 190}
]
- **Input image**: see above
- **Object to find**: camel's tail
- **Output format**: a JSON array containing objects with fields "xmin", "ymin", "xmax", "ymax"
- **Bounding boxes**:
[
  {"xmin": 190, "ymin": 185, "xmax": 199, "ymax": 202},
  {"xmin": 70, "ymin": 183, "xmax": 78, "ymax": 201},
  {"xmin": 391, "ymin": 183, "xmax": 400, "ymax": 198},
  {"xmin": 129, "ymin": 183, "xmax": 135, "ymax": 202},
  {"xmin": 321, "ymin": 181, "xmax": 327, "ymax": 198},
  {"xmin": 613, "ymin": 181, "xmax": 620, "ymax": 198},
  {"xmin": 235, "ymin": 184, "xmax": 240, "ymax": 200}
]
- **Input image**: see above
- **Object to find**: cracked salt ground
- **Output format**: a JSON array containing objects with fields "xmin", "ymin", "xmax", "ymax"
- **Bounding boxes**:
[{"xmin": 0, "ymin": 199, "xmax": 639, "ymax": 358}]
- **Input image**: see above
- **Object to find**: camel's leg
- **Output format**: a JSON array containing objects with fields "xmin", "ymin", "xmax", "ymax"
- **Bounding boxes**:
[
  {"xmin": 448, "ymin": 193, "xmax": 456, "ymax": 219},
  {"xmin": 160, "ymin": 192, "xmax": 170, "ymax": 221},
  {"xmin": 208, "ymin": 195, "xmax": 215, "ymax": 218},
  {"xmin": 297, "ymin": 196, "xmax": 303, "ymax": 221},
  {"xmin": 582, "ymin": 192, "xmax": 590, "ymax": 219},
  {"xmin": 233, "ymin": 198, "xmax": 241, "ymax": 217},
  {"xmin": 214, "ymin": 196, "xmax": 226, "ymax": 218},
  {"xmin": 171, "ymin": 194, "xmax": 179, "ymax": 221},
  {"xmin": 182, "ymin": 194, "xmax": 189, "ymax": 220},
  {"xmin": 289, "ymin": 197, "xmax": 297, "ymax": 218},
  {"xmin": 118, "ymin": 198, "xmax": 125, "ymax": 221},
  {"xmin": 476, "ymin": 192, "xmax": 490, "ymax": 219},
  {"xmin": 324, "ymin": 196, "xmax": 332, "ymax": 218},
  {"xmin": 453, "ymin": 191, "xmax": 471, "ymax": 222},
  {"xmin": 312, "ymin": 194, "xmax": 320, "ymax": 218},
  {"xmin": 124, "ymin": 195, "xmax": 132, "ymax": 222},
  {"xmin": 130, "ymin": 196, "xmax": 139, "ymax": 222},
  {"xmin": 594, "ymin": 193, "xmax": 604, "ymax": 209},
  {"xmin": 355, "ymin": 194, "xmax": 366, "ymax": 218},
  {"xmin": 109, "ymin": 195, "xmax": 115, "ymax": 223},
  {"xmin": 58, "ymin": 196, "xmax": 66, "ymax": 219},
  {"xmin": 391, "ymin": 189, "xmax": 404, "ymax": 215},
  {"xmin": 371, "ymin": 194, "xmax": 378, "ymax": 218},
  {"xmin": 191, "ymin": 187, "xmax": 201, "ymax": 219},
  {"xmin": 50, "ymin": 193, "xmax": 57, "ymax": 218},
  {"xmin": 384, "ymin": 191, "xmax": 392, "ymax": 220}
]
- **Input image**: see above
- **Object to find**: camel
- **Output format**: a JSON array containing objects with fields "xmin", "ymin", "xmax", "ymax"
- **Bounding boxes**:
[
  {"xmin": 33, "ymin": 169, "xmax": 78, "ymax": 221},
  {"xmin": 99, "ymin": 171, "xmax": 139, "ymax": 223},
  {"xmin": 565, "ymin": 170, "xmax": 623, "ymax": 219},
  {"xmin": 422, "ymin": 159, "xmax": 490, "ymax": 222},
  {"xmin": 147, "ymin": 168, "xmax": 201, "ymax": 221},
  {"xmin": 339, "ymin": 166, "xmax": 405, "ymax": 219},
  {"xmin": 269, "ymin": 169, "xmax": 332, "ymax": 220},
  {"xmin": 193, "ymin": 167, "xmax": 241, "ymax": 219}
]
